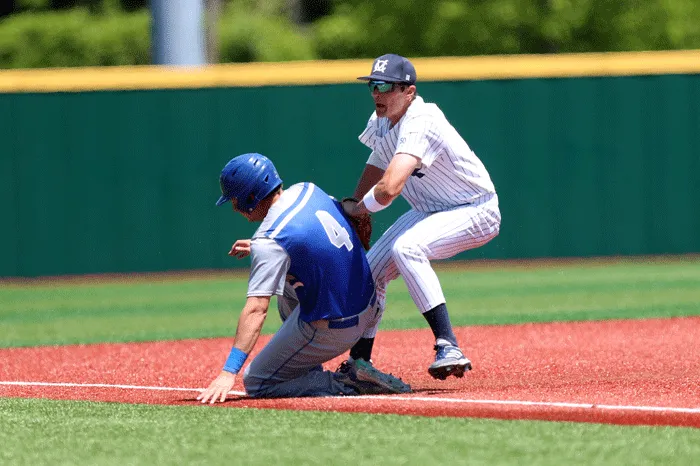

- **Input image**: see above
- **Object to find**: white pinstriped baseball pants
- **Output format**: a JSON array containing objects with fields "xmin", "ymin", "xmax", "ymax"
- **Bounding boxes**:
[{"xmin": 361, "ymin": 193, "xmax": 501, "ymax": 339}]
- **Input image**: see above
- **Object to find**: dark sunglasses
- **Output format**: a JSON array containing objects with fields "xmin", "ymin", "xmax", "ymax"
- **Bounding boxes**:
[{"xmin": 368, "ymin": 81, "xmax": 396, "ymax": 93}]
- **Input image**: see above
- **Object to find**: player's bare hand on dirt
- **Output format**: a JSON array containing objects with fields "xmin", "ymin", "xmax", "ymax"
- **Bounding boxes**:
[
  {"xmin": 197, "ymin": 371, "xmax": 237, "ymax": 404},
  {"xmin": 229, "ymin": 239, "xmax": 251, "ymax": 259}
]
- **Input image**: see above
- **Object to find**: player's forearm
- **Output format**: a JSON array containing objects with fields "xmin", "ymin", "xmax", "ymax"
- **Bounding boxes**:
[
  {"xmin": 231, "ymin": 298, "xmax": 270, "ymax": 354},
  {"xmin": 374, "ymin": 177, "xmax": 405, "ymax": 202},
  {"xmin": 368, "ymin": 156, "xmax": 412, "ymax": 204},
  {"xmin": 353, "ymin": 164, "xmax": 385, "ymax": 199},
  {"xmin": 354, "ymin": 183, "xmax": 396, "ymax": 216},
  {"xmin": 355, "ymin": 153, "xmax": 418, "ymax": 215}
]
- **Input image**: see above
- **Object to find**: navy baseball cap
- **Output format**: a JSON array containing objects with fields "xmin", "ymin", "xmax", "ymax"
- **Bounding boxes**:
[{"xmin": 357, "ymin": 54, "xmax": 417, "ymax": 85}]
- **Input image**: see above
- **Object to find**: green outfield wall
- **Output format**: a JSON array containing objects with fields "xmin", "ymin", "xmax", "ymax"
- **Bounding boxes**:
[{"xmin": 1, "ymin": 51, "xmax": 699, "ymax": 277}]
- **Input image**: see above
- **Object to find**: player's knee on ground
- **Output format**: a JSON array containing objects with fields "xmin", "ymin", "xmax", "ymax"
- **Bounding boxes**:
[{"xmin": 242, "ymin": 364, "xmax": 266, "ymax": 398}]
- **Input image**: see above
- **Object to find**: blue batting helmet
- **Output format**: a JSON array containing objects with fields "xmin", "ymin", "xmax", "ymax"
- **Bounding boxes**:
[{"xmin": 215, "ymin": 153, "xmax": 283, "ymax": 212}]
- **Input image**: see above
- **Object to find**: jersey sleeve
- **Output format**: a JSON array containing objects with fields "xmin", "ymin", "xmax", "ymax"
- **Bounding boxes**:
[
  {"xmin": 358, "ymin": 112, "xmax": 379, "ymax": 149},
  {"xmin": 366, "ymin": 150, "xmax": 388, "ymax": 170},
  {"xmin": 247, "ymin": 238, "xmax": 290, "ymax": 297},
  {"xmin": 395, "ymin": 116, "xmax": 441, "ymax": 167}
]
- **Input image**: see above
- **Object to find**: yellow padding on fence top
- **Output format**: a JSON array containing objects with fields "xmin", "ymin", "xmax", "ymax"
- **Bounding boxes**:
[{"xmin": 1, "ymin": 49, "xmax": 699, "ymax": 93}]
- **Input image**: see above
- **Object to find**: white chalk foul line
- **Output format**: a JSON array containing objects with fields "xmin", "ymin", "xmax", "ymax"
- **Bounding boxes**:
[
  {"xmin": 2, "ymin": 381, "xmax": 699, "ymax": 414},
  {"xmin": 354, "ymin": 395, "xmax": 700, "ymax": 414},
  {"xmin": 0, "ymin": 381, "xmax": 246, "ymax": 396}
]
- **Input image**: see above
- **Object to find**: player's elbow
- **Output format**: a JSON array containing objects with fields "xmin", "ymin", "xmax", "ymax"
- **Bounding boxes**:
[
  {"xmin": 248, "ymin": 302, "xmax": 269, "ymax": 318},
  {"xmin": 242, "ymin": 296, "xmax": 271, "ymax": 320}
]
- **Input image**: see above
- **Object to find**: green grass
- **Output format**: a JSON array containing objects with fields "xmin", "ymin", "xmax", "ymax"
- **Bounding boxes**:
[
  {"xmin": 2, "ymin": 258, "xmax": 700, "ymax": 347},
  {"xmin": 385, "ymin": 258, "xmax": 700, "ymax": 329},
  {"xmin": 1, "ymin": 398, "xmax": 698, "ymax": 466},
  {"xmin": 1, "ymin": 258, "xmax": 699, "ymax": 347}
]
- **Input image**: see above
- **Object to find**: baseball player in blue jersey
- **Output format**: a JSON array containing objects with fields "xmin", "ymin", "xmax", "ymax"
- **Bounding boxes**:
[
  {"xmin": 198, "ymin": 153, "xmax": 410, "ymax": 403},
  {"xmin": 341, "ymin": 54, "xmax": 502, "ymax": 381}
]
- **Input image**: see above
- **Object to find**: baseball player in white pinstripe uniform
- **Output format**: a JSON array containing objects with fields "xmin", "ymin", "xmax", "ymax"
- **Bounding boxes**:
[{"xmin": 342, "ymin": 53, "xmax": 501, "ymax": 380}]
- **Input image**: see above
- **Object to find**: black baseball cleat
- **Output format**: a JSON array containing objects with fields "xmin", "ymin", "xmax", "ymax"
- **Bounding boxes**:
[{"xmin": 336, "ymin": 358, "xmax": 412, "ymax": 394}]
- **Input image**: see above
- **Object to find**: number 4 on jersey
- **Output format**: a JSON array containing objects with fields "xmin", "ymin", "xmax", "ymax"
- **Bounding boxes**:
[{"xmin": 315, "ymin": 210, "xmax": 354, "ymax": 251}]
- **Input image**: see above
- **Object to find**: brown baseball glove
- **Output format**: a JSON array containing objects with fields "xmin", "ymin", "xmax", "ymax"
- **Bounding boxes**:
[{"xmin": 340, "ymin": 197, "xmax": 372, "ymax": 251}]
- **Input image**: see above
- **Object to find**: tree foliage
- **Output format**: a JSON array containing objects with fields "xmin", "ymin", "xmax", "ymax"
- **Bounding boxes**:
[
  {"xmin": 312, "ymin": 0, "xmax": 700, "ymax": 58},
  {"xmin": 217, "ymin": 4, "xmax": 315, "ymax": 63},
  {"xmin": 0, "ymin": 8, "xmax": 150, "ymax": 68},
  {"xmin": 0, "ymin": 0, "xmax": 699, "ymax": 68}
]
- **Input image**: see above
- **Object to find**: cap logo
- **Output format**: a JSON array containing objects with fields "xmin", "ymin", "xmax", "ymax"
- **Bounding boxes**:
[
  {"xmin": 373, "ymin": 59, "xmax": 389, "ymax": 73},
  {"xmin": 406, "ymin": 74, "xmax": 411, "ymax": 81}
]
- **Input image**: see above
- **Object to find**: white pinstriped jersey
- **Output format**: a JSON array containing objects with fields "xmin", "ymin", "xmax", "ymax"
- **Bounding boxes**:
[{"xmin": 359, "ymin": 96, "xmax": 496, "ymax": 213}]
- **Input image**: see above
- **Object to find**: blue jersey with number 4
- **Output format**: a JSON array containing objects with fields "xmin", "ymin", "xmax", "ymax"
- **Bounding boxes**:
[{"xmin": 257, "ymin": 183, "xmax": 375, "ymax": 322}]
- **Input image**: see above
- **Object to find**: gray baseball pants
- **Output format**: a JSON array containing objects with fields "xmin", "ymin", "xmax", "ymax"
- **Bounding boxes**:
[{"xmin": 242, "ymin": 284, "xmax": 378, "ymax": 398}]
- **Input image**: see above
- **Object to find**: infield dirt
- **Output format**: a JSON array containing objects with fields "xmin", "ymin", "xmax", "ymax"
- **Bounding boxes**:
[{"xmin": 1, "ymin": 317, "xmax": 699, "ymax": 427}]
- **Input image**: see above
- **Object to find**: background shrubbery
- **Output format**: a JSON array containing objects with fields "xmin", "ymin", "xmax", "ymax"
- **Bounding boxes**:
[
  {"xmin": 1, "ymin": 0, "xmax": 700, "ymax": 68},
  {"xmin": 0, "ymin": 8, "xmax": 150, "ymax": 67}
]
